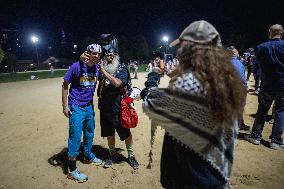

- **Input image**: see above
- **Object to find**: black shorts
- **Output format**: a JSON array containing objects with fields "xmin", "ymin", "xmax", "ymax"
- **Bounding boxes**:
[{"xmin": 100, "ymin": 112, "xmax": 131, "ymax": 141}]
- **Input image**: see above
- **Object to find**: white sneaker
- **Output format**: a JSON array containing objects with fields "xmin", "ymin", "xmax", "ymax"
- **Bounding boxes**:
[
  {"xmin": 270, "ymin": 142, "xmax": 284, "ymax": 150},
  {"xmin": 67, "ymin": 169, "xmax": 88, "ymax": 183}
]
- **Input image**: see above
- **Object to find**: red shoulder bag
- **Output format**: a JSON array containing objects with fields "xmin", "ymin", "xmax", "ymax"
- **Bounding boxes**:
[{"xmin": 120, "ymin": 88, "xmax": 138, "ymax": 129}]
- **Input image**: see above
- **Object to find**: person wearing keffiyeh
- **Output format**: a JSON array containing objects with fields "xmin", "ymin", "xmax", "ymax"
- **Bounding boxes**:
[{"xmin": 141, "ymin": 20, "xmax": 246, "ymax": 189}]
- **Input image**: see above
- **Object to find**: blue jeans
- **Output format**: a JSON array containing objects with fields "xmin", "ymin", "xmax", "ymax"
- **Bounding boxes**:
[
  {"xmin": 251, "ymin": 91, "xmax": 284, "ymax": 144},
  {"xmin": 68, "ymin": 104, "xmax": 96, "ymax": 160}
]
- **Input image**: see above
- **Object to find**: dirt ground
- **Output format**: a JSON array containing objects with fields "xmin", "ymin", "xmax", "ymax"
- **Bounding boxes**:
[{"xmin": 0, "ymin": 72, "xmax": 283, "ymax": 189}]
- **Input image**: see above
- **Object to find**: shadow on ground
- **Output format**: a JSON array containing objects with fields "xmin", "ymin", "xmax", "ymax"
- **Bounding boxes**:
[
  {"xmin": 48, "ymin": 145, "xmax": 127, "ymax": 174},
  {"xmin": 238, "ymin": 132, "xmax": 270, "ymax": 148}
]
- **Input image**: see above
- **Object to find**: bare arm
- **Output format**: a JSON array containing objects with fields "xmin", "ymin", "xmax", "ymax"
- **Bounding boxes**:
[
  {"xmin": 62, "ymin": 81, "xmax": 71, "ymax": 118},
  {"xmin": 100, "ymin": 67, "xmax": 123, "ymax": 88}
]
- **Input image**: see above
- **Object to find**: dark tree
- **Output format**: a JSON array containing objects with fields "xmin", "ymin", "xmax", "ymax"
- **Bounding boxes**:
[
  {"xmin": 0, "ymin": 47, "xmax": 4, "ymax": 64},
  {"xmin": 130, "ymin": 35, "xmax": 150, "ymax": 61},
  {"xmin": 2, "ymin": 52, "xmax": 17, "ymax": 72}
]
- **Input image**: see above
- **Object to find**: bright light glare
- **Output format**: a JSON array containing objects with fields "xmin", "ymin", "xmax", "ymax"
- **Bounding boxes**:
[
  {"xmin": 31, "ymin": 35, "xmax": 39, "ymax": 43},
  {"xmin": 162, "ymin": 36, "xmax": 169, "ymax": 42}
]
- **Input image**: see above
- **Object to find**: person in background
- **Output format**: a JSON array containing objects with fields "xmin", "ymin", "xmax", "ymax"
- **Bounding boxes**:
[
  {"xmin": 147, "ymin": 60, "xmax": 153, "ymax": 73},
  {"xmin": 245, "ymin": 48, "xmax": 254, "ymax": 81},
  {"xmin": 50, "ymin": 65, "xmax": 55, "ymax": 78},
  {"xmin": 252, "ymin": 55, "xmax": 261, "ymax": 95},
  {"xmin": 227, "ymin": 46, "xmax": 250, "ymax": 131},
  {"xmin": 129, "ymin": 60, "xmax": 138, "ymax": 79},
  {"xmin": 245, "ymin": 24, "xmax": 284, "ymax": 150},
  {"xmin": 152, "ymin": 53, "xmax": 165, "ymax": 84}
]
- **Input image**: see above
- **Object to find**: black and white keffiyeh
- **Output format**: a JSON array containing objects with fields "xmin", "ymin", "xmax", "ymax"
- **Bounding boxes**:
[{"xmin": 143, "ymin": 71, "xmax": 238, "ymax": 184}]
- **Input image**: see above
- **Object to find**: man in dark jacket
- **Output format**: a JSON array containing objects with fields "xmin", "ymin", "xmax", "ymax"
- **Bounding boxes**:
[{"xmin": 245, "ymin": 24, "xmax": 284, "ymax": 150}]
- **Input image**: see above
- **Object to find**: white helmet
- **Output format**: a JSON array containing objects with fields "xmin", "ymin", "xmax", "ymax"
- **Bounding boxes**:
[{"xmin": 87, "ymin": 44, "xmax": 102, "ymax": 53}]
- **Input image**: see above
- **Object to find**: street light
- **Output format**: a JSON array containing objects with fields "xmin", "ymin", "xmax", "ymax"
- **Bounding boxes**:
[
  {"xmin": 31, "ymin": 35, "xmax": 40, "ymax": 69},
  {"xmin": 162, "ymin": 36, "xmax": 169, "ymax": 43}
]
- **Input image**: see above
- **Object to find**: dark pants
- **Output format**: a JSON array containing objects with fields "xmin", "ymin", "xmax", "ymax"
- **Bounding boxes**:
[
  {"xmin": 246, "ymin": 65, "xmax": 253, "ymax": 80},
  {"xmin": 253, "ymin": 69, "xmax": 261, "ymax": 91},
  {"xmin": 239, "ymin": 93, "xmax": 247, "ymax": 127},
  {"xmin": 251, "ymin": 91, "xmax": 284, "ymax": 144},
  {"xmin": 160, "ymin": 133, "xmax": 226, "ymax": 189}
]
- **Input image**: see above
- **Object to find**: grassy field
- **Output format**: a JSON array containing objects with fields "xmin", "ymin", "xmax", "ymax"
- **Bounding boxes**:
[
  {"xmin": 0, "ymin": 70, "xmax": 68, "ymax": 83},
  {"xmin": 137, "ymin": 63, "xmax": 148, "ymax": 72},
  {"xmin": 0, "ymin": 64, "xmax": 148, "ymax": 83}
]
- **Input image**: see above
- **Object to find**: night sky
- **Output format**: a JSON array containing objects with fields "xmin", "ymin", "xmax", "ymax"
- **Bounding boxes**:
[{"xmin": 1, "ymin": 0, "xmax": 284, "ymax": 51}]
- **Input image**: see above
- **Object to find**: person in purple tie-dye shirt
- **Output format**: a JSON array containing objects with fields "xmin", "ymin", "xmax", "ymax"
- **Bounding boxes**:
[{"xmin": 62, "ymin": 44, "xmax": 103, "ymax": 182}]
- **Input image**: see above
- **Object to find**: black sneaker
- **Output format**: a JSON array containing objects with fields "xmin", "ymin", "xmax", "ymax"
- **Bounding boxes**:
[
  {"xmin": 103, "ymin": 157, "xmax": 113, "ymax": 169},
  {"xmin": 239, "ymin": 123, "xmax": 250, "ymax": 131},
  {"xmin": 128, "ymin": 155, "xmax": 139, "ymax": 170},
  {"xmin": 244, "ymin": 134, "xmax": 261, "ymax": 145}
]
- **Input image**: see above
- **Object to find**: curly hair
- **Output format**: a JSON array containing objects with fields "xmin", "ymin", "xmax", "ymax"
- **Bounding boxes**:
[{"xmin": 170, "ymin": 41, "xmax": 246, "ymax": 122}]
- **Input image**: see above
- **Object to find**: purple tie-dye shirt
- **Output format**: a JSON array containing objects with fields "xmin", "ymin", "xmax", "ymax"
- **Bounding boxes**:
[{"xmin": 64, "ymin": 61, "xmax": 99, "ymax": 106}]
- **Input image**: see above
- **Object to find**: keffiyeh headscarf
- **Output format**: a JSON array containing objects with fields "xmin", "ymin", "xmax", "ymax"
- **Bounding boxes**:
[{"xmin": 143, "ymin": 70, "xmax": 238, "ymax": 182}]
